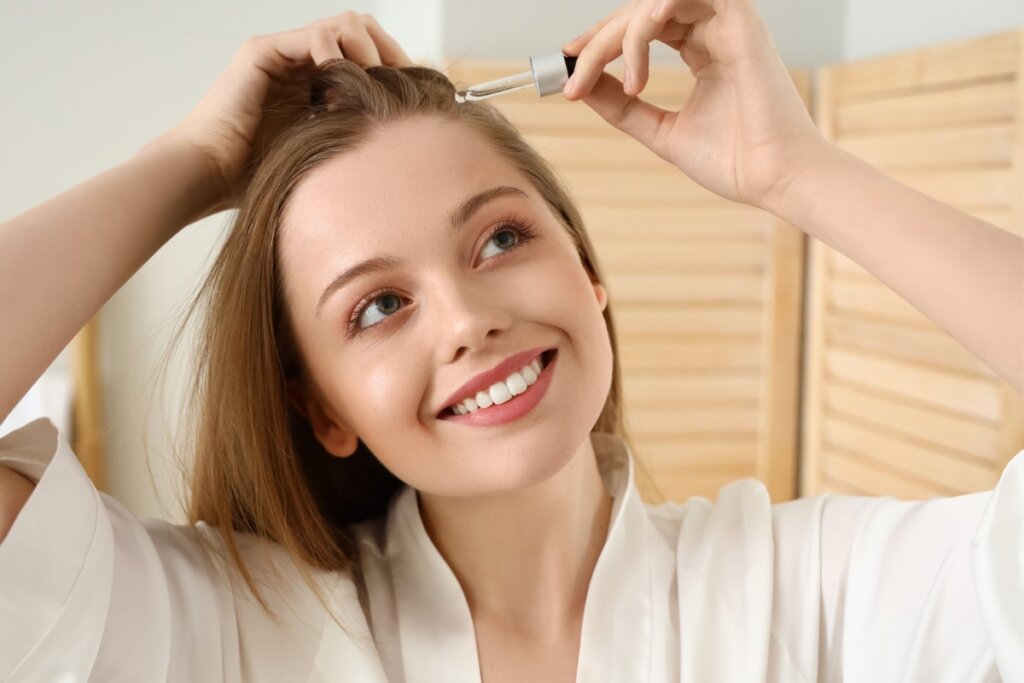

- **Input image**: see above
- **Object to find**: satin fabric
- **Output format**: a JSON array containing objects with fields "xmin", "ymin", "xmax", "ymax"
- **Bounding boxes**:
[{"xmin": 1, "ymin": 418, "xmax": 1020, "ymax": 682}]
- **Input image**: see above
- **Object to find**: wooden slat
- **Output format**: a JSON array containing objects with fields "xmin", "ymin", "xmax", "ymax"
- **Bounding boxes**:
[
  {"xmin": 820, "ymin": 477, "xmax": 872, "ymax": 496},
  {"xmin": 627, "ymin": 405, "xmax": 760, "ymax": 437},
  {"xmin": 824, "ymin": 346, "xmax": 1004, "ymax": 422},
  {"xmin": 525, "ymin": 132, "xmax": 678, "ymax": 170},
  {"xmin": 582, "ymin": 205, "xmax": 769, "ymax": 241},
  {"xmin": 826, "ymin": 314, "xmax": 993, "ymax": 376},
  {"xmin": 619, "ymin": 341, "xmax": 762, "ymax": 372},
  {"xmin": 835, "ymin": 79, "xmax": 1018, "ymax": 134},
  {"xmin": 822, "ymin": 448, "xmax": 940, "ymax": 500},
  {"xmin": 646, "ymin": 470, "xmax": 758, "ymax": 503},
  {"xmin": 756, "ymin": 222, "xmax": 805, "ymax": 500},
  {"xmin": 623, "ymin": 372, "xmax": 761, "ymax": 405},
  {"xmin": 634, "ymin": 436, "xmax": 757, "ymax": 468},
  {"xmin": 824, "ymin": 383, "xmax": 1003, "ymax": 463},
  {"xmin": 607, "ymin": 272, "xmax": 765, "ymax": 304},
  {"xmin": 828, "ymin": 276, "xmax": 934, "ymax": 325},
  {"xmin": 595, "ymin": 240, "xmax": 766, "ymax": 271},
  {"xmin": 798, "ymin": 63, "xmax": 837, "ymax": 498},
  {"xmin": 498, "ymin": 101, "xmax": 628, "ymax": 134},
  {"xmin": 563, "ymin": 170, "xmax": 722, "ymax": 203},
  {"xmin": 829, "ymin": 31, "xmax": 1021, "ymax": 98},
  {"xmin": 613, "ymin": 305, "xmax": 764, "ymax": 338},
  {"xmin": 837, "ymin": 124, "xmax": 1016, "ymax": 169},
  {"xmin": 70, "ymin": 317, "xmax": 105, "ymax": 490},
  {"xmin": 823, "ymin": 415, "xmax": 997, "ymax": 492}
]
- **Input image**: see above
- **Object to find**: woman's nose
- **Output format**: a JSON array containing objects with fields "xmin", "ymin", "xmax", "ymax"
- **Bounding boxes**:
[{"xmin": 433, "ymin": 278, "xmax": 515, "ymax": 362}]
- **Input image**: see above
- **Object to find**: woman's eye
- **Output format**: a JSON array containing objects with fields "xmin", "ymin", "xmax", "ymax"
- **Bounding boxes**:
[
  {"xmin": 479, "ymin": 226, "xmax": 521, "ymax": 260},
  {"xmin": 349, "ymin": 221, "xmax": 536, "ymax": 334},
  {"xmin": 356, "ymin": 292, "xmax": 402, "ymax": 330}
]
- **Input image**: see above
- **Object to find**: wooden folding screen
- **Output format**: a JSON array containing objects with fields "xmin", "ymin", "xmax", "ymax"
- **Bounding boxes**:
[
  {"xmin": 70, "ymin": 317, "xmax": 105, "ymax": 489},
  {"xmin": 802, "ymin": 30, "xmax": 1024, "ymax": 498},
  {"xmin": 447, "ymin": 62, "xmax": 810, "ymax": 503}
]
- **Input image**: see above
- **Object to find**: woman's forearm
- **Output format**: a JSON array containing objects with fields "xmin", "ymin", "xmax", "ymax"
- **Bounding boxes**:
[
  {"xmin": 0, "ymin": 133, "xmax": 224, "ymax": 422},
  {"xmin": 765, "ymin": 143, "xmax": 1024, "ymax": 394}
]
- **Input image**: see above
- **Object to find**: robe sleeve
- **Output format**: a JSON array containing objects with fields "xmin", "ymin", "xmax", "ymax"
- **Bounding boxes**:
[
  {"xmin": 814, "ymin": 448, "xmax": 1024, "ymax": 682},
  {"xmin": 0, "ymin": 417, "xmax": 245, "ymax": 682}
]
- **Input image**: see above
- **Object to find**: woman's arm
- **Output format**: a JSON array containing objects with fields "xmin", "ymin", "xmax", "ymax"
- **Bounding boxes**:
[
  {"xmin": 0, "ymin": 12, "xmax": 413, "ymax": 427},
  {"xmin": 764, "ymin": 143, "xmax": 1023, "ymax": 394},
  {"xmin": 562, "ymin": 0, "xmax": 1024, "ymax": 394},
  {"xmin": 0, "ymin": 136, "xmax": 222, "ymax": 424}
]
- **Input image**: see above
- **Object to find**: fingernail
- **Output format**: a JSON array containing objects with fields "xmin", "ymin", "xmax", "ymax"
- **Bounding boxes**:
[
  {"xmin": 623, "ymin": 70, "xmax": 634, "ymax": 94},
  {"xmin": 563, "ymin": 74, "xmax": 577, "ymax": 97},
  {"xmin": 651, "ymin": 0, "xmax": 669, "ymax": 19}
]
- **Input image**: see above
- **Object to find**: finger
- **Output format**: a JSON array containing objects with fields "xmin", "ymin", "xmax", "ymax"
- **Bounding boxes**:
[
  {"xmin": 362, "ymin": 14, "xmax": 414, "ymax": 67},
  {"xmin": 686, "ymin": 18, "xmax": 712, "ymax": 55},
  {"xmin": 622, "ymin": 0, "xmax": 662, "ymax": 96},
  {"xmin": 309, "ymin": 26, "xmax": 344, "ymax": 66},
  {"xmin": 335, "ymin": 18, "xmax": 383, "ymax": 67},
  {"xmin": 581, "ymin": 72, "xmax": 674, "ymax": 162},
  {"xmin": 624, "ymin": 0, "xmax": 712, "ymax": 95},
  {"xmin": 563, "ymin": 12, "xmax": 630, "ymax": 100}
]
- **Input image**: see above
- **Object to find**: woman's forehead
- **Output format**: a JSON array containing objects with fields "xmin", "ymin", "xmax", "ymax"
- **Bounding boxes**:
[{"xmin": 283, "ymin": 118, "xmax": 535, "ymax": 246}]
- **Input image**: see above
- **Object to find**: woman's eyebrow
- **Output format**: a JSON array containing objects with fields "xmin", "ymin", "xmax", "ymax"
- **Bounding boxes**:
[{"xmin": 314, "ymin": 185, "xmax": 529, "ymax": 318}]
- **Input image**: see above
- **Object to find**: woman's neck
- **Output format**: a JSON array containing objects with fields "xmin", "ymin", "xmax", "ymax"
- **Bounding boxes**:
[{"xmin": 417, "ymin": 435, "xmax": 613, "ymax": 637}]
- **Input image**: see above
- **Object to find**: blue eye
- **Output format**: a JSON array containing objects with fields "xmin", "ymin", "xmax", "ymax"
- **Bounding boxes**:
[
  {"xmin": 356, "ymin": 292, "xmax": 402, "ymax": 330},
  {"xmin": 347, "ymin": 218, "xmax": 538, "ymax": 336},
  {"xmin": 479, "ymin": 226, "xmax": 521, "ymax": 259}
]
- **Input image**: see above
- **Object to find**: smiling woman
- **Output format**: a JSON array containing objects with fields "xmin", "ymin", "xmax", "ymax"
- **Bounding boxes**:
[
  {"xmin": 2, "ymin": 1, "xmax": 1022, "ymax": 680},
  {"xmin": 178, "ymin": 57, "xmax": 633, "ymax": 617}
]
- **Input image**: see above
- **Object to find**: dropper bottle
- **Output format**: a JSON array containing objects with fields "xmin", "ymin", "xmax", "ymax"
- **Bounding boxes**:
[{"xmin": 455, "ymin": 53, "xmax": 578, "ymax": 103}]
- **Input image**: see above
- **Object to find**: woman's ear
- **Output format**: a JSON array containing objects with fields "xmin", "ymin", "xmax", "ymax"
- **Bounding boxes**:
[
  {"xmin": 286, "ymin": 380, "xmax": 359, "ymax": 458},
  {"xmin": 592, "ymin": 280, "xmax": 608, "ymax": 312}
]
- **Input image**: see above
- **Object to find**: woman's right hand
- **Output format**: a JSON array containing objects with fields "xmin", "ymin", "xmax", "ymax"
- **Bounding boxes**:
[
  {"xmin": 561, "ymin": 0, "xmax": 825, "ymax": 211},
  {"xmin": 170, "ymin": 12, "xmax": 412, "ymax": 213}
]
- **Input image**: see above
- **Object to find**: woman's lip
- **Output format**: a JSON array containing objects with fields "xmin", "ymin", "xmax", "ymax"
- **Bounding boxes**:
[
  {"xmin": 438, "ymin": 346, "xmax": 555, "ymax": 415},
  {"xmin": 439, "ymin": 351, "xmax": 557, "ymax": 426}
]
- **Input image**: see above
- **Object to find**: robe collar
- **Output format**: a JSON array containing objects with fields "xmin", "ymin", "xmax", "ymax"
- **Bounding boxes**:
[{"xmin": 387, "ymin": 431, "xmax": 659, "ymax": 682}]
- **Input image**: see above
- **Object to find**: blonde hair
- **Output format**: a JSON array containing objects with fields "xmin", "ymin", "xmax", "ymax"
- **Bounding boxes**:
[{"xmin": 173, "ymin": 59, "xmax": 642, "ymax": 619}]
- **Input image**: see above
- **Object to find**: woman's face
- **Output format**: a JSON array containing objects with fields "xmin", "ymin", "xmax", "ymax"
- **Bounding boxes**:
[{"xmin": 279, "ymin": 116, "xmax": 612, "ymax": 497}]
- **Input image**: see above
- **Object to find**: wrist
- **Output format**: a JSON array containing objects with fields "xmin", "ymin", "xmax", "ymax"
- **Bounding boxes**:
[
  {"xmin": 759, "ymin": 138, "xmax": 844, "ymax": 221},
  {"xmin": 137, "ymin": 130, "xmax": 234, "ymax": 224}
]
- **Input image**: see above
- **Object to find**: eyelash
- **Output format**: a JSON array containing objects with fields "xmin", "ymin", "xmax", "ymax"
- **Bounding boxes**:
[{"xmin": 345, "ymin": 216, "xmax": 539, "ymax": 337}]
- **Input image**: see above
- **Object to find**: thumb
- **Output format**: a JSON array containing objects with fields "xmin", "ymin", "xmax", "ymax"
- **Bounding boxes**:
[{"xmin": 577, "ymin": 72, "xmax": 674, "ymax": 163}]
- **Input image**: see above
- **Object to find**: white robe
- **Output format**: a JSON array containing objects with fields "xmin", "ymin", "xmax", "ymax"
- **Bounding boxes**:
[{"xmin": 0, "ymin": 417, "xmax": 1021, "ymax": 682}]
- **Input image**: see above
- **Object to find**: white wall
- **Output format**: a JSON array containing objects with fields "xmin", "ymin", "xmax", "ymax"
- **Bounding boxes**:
[
  {"xmin": 2, "ymin": 0, "xmax": 1020, "ymax": 521},
  {"xmin": 0, "ymin": 1, "xmax": 376, "ymax": 520},
  {"xmin": 844, "ymin": 0, "xmax": 1023, "ymax": 61},
  {"xmin": 435, "ymin": 0, "xmax": 845, "ymax": 68}
]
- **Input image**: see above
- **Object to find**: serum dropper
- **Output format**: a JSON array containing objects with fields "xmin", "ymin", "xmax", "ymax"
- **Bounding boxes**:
[{"xmin": 455, "ymin": 53, "xmax": 578, "ymax": 103}]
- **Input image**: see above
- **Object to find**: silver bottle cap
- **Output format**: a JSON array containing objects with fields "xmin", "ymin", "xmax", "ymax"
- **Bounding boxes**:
[{"xmin": 530, "ymin": 53, "xmax": 577, "ymax": 97}]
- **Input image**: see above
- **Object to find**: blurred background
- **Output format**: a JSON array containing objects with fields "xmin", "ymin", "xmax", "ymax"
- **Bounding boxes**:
[{"xmin": 1, "ymin": 0, "xmax": 1021, "ymax": 521}]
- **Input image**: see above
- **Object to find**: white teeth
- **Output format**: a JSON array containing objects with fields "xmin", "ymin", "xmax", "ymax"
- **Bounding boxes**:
[
  {"xmin": 521, "ymin": 365, "xmax": 537, "ymax": 384},
  {"xmin": 449, "ymin": 353, "xmax": 548, "ymax": 416},
  {"xmin": 489, "ymin": 381, "xmax": 513, "ymax": 405},
  {"xmin": 506, "ymin": 372, "xmax": 528, "ymax": 396}
]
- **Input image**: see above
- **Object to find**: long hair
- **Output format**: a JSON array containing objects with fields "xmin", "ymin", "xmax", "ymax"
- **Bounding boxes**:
[{"xmin": 174, "ymin": 59, "xmax": 641, "ymax": 619}]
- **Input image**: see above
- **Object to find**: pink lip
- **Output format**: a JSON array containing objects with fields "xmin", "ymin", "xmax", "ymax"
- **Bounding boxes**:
[
  {"xmin": 438, "ymin": 346, "xmax": 554, "ymax": 416},
  {"xmin": 439, "ymin": 351, "xmax": 557, "ymax": 426}
]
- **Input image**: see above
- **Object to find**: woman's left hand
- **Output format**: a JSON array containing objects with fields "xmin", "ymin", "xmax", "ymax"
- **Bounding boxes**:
[{"xmin": 562, "ymin": 0, "xmax": 826, "ymax": 210}]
